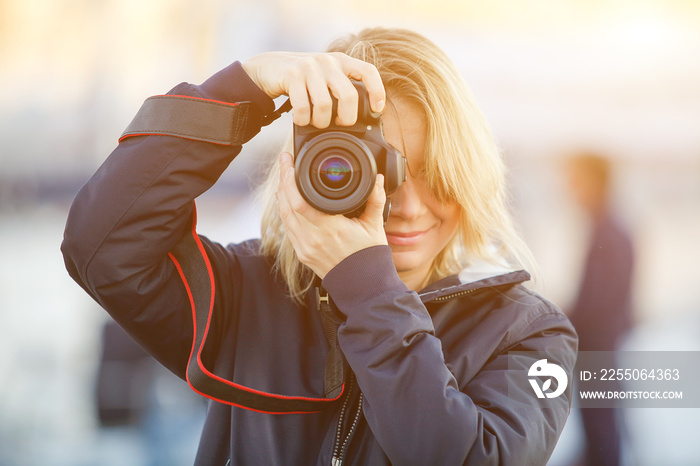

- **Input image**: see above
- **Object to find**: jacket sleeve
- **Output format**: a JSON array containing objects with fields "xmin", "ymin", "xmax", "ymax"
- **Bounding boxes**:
[
  {"xmin": 61, "ymin": 62, "xmax": 276, "ymax": 377},
  {"xmin": 322, "ymin": 246, "xmax": 578, "ymax": 466}
]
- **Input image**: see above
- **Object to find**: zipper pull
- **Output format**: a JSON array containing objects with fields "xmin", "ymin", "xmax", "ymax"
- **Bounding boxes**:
[{"xmin": 332, "ymin": 457, "xmax": 343, "ymax": 466}]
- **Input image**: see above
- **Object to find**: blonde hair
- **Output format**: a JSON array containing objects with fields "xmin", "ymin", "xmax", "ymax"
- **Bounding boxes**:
[{"xmin": 258, "ymin": 27, "xmax": 534, "ymax": 301}]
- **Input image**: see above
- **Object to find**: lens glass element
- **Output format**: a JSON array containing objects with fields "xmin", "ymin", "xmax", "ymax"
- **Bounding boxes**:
[{"xmin": 318, "ymin": 156, "xmax": 353, "ymax": 191}]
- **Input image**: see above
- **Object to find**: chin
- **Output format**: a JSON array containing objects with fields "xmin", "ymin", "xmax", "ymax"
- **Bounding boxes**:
[{"xmin": 389, "ymin": 250, "xmax": 423, "ymax": 273}]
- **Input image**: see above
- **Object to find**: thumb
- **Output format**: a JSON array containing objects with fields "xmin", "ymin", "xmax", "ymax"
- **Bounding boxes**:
[{"xmin": 361, "ymin": 174, "xmax": 387, "ymax": 224}]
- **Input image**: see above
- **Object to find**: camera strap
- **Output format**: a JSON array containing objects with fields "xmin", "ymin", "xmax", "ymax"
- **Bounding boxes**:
[
  {"xmin": 316, "ymin": 287, "xmax": 347, "ymax": 399},
  {"xmin": 168, "ymin": 205, "xmax": 346, "ymax": 414},
  {"xmin": 120, "ymin": 95, "xmax": 292, "ymax": 146}
]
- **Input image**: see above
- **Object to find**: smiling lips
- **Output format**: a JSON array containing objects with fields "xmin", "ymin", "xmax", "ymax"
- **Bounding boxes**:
[{"xmin": 385, "ymin": 230, "xmax": 429, "ymax": 246}]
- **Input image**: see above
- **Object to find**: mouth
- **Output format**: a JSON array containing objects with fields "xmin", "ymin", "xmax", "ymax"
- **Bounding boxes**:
[{"xmin": 385, "ymin": 230, "xmax": 429, "ymax": 246}]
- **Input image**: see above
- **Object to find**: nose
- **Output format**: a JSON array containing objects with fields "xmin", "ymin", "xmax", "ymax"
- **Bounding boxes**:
[{"xmin": 389, "ymin": 177, "xmax": 421, "ymax": 220}]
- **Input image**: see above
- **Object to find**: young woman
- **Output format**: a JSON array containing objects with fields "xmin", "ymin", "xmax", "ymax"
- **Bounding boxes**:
[{"xmin": 63, "ymin": 27, "xmax": 577, "ymax": 465}]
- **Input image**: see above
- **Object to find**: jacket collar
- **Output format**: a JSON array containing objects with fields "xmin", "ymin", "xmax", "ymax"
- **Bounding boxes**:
[{"xmin": 417, "ymin": 260, "xmax": 531, "ymax": 303}]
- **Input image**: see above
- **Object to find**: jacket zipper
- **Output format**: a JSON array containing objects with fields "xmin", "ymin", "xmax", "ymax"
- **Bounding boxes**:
[
  {"xmin": 425, "ymin": 269, "xmax": 530, "ymax": 303},
  {"xmin": 331, "ymin": 374, "xmax": 362, "ymax": 466},
  {"xmin": 430, "ymin": 287, "xmax": 479, "ymax": 302}
]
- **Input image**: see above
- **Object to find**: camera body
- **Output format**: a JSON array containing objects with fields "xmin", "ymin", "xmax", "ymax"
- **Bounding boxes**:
[{"xmin": 294, "ymin": 81, "xmax": 406, "ymax": 218}]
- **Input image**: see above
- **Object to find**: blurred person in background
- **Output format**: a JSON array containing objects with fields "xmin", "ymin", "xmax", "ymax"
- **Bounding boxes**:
[
  {"xmin": 566, "ymin": 152, "xmax": 635, "ymax": 466},
  {"xmin": 62, "ymin": 27, "xmax": 577, "ymax": 465}
]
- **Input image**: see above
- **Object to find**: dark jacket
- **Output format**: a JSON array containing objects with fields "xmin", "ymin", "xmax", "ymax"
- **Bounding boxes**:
[{"xmin": 62, "ymin": 61, "xmax": 578, "ymax": 465}]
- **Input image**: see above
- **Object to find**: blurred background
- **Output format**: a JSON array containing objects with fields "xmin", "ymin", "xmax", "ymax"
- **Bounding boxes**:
[{"xmin": 1, "ymin": 0, "xmax": 699, "ymax": 464}]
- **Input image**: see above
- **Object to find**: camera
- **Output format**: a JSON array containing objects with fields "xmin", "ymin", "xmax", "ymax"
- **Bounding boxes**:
[{"xmin": 294, "ymin": 81, "xmax": 406, "ymax": 218}]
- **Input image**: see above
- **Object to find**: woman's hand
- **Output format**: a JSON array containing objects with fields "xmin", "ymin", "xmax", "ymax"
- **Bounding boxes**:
[
  {"xmin": 242, "ymin": 52, "xmax": 385, "ymax": 128},
  {"xmin": 276, "ymin": 152, "xmax": 388, "ymax": 279}
]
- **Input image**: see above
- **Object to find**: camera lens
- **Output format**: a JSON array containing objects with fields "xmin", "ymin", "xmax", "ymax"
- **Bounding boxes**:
[
  {"xmin": 318, "ymin": 156, "xmax": 353, "ymax": 191},
  {"xmin": 295, "ymin": 132, "xmax": 377, "ymax": 215}
]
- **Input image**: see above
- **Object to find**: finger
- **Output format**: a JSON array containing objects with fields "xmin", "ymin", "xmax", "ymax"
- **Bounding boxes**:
[
  {"xmin": 279, "ymin": 157, "xmax": 321, "ymax": 221},
  {"xmin": 277, "ymin": 152, "xmax": 301, "ymax": 225},
  {"xmin": 306, "ymin": 72, "xmax": 334, "ymax": 129},
  {"xmin": 359, "ymin": 174, "xmax": 387, "ymax": 224},
  {"xmin": 277, "ymin": 198, "xmax": 303, "ymax": 258},
  {"xmin": 278, "ymin": 151, "xmax": 294, "ymax": 181},
  {"xmin": 277, "ymin": 178, "xmax": 303, "ymax": 237},
  {"xmin": 288, "ymin": 79, "xmax": 311, "ymax": 126},
  {"xmin": 328, "ymin": 75, "xmax": 359, "ymax": 126},
  {"xmin": 338, "ymin": 55, "xmax": 385, "ymax": 113}
]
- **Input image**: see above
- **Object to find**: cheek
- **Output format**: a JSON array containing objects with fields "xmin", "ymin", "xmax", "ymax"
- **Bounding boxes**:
[
  {"xmin": 440, "ymin": 205, "xmax": 461, "ymax": 237},
  {"xmin": 433, "ymin": 202, "xmax": 461, "ymax": 246}
]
